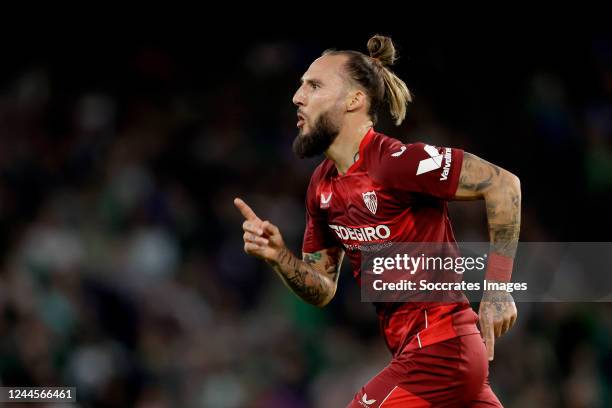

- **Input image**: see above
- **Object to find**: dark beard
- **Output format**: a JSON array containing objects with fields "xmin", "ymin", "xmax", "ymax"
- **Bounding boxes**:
[{"xmin": 292, "ymin": 111, "xmax": 340, "ymax": 158}]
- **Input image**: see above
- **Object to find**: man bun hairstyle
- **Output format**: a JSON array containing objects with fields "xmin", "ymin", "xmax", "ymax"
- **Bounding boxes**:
[{"xmin": 323, "ymin": 34, "xmax": 412, "ymax": 126}]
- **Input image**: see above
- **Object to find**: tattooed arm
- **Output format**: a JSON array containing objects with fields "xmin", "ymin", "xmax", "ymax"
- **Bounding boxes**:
[
  {"xmin": 455, "ymin": 152, "xmax": 521, "ymax": 257},
  {"xmin": 234, "ymin": 198, "xmax": 344, "ymax": 307},
  {"xmin": 454, "ymin": 152, "xmax": 521, "ymax": 360},
  {"xmin": 270, "ymin": 247, "xmax": 344, "ymax": 307}
]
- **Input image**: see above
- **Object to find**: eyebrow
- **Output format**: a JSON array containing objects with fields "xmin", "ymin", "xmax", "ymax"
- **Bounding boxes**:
[{"xmin": 300, "ymin": 78, "xmax": 323, "ymax": 87}]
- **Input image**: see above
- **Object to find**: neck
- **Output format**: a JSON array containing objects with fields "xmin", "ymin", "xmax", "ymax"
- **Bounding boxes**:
[{"xmin": 325, "ymin": 121, "xmax": 373, "ymax": 175}]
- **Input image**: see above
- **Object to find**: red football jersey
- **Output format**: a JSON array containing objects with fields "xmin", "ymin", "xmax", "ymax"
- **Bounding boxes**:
[{"xmin": 302, "ymin": 128, "xmax": 480, "ymax": 356}]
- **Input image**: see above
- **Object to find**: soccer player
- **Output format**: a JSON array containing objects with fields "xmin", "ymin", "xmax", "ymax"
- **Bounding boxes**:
[{"xmin": 234, "ymin": 35, "xmax": 520, "ymax": 407}]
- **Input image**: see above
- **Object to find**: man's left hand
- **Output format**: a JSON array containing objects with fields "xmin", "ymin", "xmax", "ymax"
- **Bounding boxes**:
[{"xmin": 479, "ymin": 290, "xmax": 517, "ymax": 361}]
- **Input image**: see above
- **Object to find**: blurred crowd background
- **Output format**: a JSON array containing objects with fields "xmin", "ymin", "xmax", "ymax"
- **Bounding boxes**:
[{"xmin": 0, "ymin": 28, "xmax": 611, "ymax": 407}]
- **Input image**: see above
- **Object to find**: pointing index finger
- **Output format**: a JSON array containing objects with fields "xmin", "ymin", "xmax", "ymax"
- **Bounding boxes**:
[{"xmin": 234, "ymin": 197, "xmax": 260, "ymax": 221}]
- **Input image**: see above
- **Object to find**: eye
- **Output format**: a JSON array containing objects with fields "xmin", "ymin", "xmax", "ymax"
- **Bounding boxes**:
[{"xmin": 310, "ymin": 82, "xmax": 320, "ymax": 90}]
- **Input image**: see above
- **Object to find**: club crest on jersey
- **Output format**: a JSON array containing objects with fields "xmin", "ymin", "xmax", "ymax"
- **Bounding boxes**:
[
  {"xmin": 320, "ymin": 192, "xmax": 332, "ymax": 209},
  {"xmin": 362, "ymin": 191, "xmax": 378, "ymax": 215}
]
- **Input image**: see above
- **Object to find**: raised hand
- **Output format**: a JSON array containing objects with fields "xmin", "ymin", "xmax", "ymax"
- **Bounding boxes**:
[{"xmin": 234, "ymin": 197, "xmax": 285, "ymax": 264}]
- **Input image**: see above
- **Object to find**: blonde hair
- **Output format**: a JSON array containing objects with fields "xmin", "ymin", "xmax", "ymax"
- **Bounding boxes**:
[{"xmin": 324, "ymin": 34, "xmax": 412, "ymax": 126}]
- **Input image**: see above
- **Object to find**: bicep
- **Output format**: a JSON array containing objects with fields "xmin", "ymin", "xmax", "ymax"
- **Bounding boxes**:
[
  {"xmin": 454, "ymin": 152, "xmax": 504, "ymax": 200},
  {"xmin": 302, "ymin": 246, "xmax": 345, "ymax": 283}
]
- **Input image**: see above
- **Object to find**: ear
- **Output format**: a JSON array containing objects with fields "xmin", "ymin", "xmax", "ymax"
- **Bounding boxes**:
[{"xmin": 346, "ymin": 89, "xmax": 366, "ymax": 112}]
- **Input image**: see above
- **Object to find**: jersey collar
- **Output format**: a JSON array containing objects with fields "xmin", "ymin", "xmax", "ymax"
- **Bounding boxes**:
[{"xmin": 344, "ymin": 127, "xmax": 375, "ymax": 175}]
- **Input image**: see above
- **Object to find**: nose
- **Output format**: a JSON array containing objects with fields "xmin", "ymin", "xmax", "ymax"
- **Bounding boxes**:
[{"xmin": 292, "ymin": 84, "xmax": 305, "ymax": 107}]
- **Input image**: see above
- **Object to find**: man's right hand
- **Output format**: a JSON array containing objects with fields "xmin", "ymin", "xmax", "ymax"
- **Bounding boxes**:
[
  {"xmin": 234, "ymin": 197, "xmax": 343, "ymax": 307},
  {"xmin": 234, "ymin": 197, "xmax": 285, "ymax": 264}
]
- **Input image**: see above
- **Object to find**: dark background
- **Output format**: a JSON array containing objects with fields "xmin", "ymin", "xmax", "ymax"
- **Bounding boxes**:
[{"xmin": 0, "ymin": 24, "xmax": 610, "ymax": 407}]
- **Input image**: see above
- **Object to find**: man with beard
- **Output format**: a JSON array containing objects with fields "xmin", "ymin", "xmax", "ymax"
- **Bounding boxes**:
[{"xmin": 234, "ymin": 35, "xmax": 520, "ymax": 407}]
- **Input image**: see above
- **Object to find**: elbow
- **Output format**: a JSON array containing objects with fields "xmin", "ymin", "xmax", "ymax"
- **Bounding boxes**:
[
  {"xmin": 313, "ymin": 287, "xmax": 337, "ymax": 308},
  {"xmin": 484, "ymin": 171, "xmax": 521, "ymax": 206},
  {"xmin": 504, "ymin": 172, "xmax": 521, "ymax": 215},
  {"xmin": 502, "ymin": 170, "xmax": 521, "ymax": 197},
  {"xmin": 314, "ymin": 300, "xmax": 331, "ymax": 308},
  {"xmin": 509, "ymin": 173, "xmax": 521, "ymax": 197}
]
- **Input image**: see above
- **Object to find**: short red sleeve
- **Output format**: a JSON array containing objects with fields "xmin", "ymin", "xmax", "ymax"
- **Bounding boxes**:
[{"xmin": 372, "ymin": 138, "xmax": 464, "ymax": 199}]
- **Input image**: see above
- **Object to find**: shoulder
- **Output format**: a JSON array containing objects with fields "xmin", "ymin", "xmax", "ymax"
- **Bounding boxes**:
[
  {"xmin": 366, "ymin": 132, "xmax": 465, "ymax": 197},
  {"xmin": 365, "ymin": 131, "xmax": 430, "ymax": 179},
  {"xmin": 366, "ymin": 131, "xmax": 404, "ymax": 154},
  {"xmin": 366, "ymin": 131, "xmax": 429, "ymax": 158},
  {"xmin": 365, "ymin": 132, "xmax": 432, "ymax": 163}
]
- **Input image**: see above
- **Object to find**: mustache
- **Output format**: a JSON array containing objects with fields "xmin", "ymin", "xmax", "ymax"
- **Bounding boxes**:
[{"xmin": 292, "ymin": 111, "xmax": 340, "ymax": 158}]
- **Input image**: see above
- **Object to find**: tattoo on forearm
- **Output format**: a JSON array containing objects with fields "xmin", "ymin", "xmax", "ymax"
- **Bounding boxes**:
[
  {"xmin": 487, "ymin": 188, "xmax": 521, "ymax": 258},
  {"xmin": 304, "ymin": 252, "xmax": 322, "ymax": 264},
  {"xmin": 489, "ymin": 223, "xmax": 520, "ymax": 257},
  {"xmin": 270, "ymin": 247, "xmax": 343, "ymax": 305}
]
